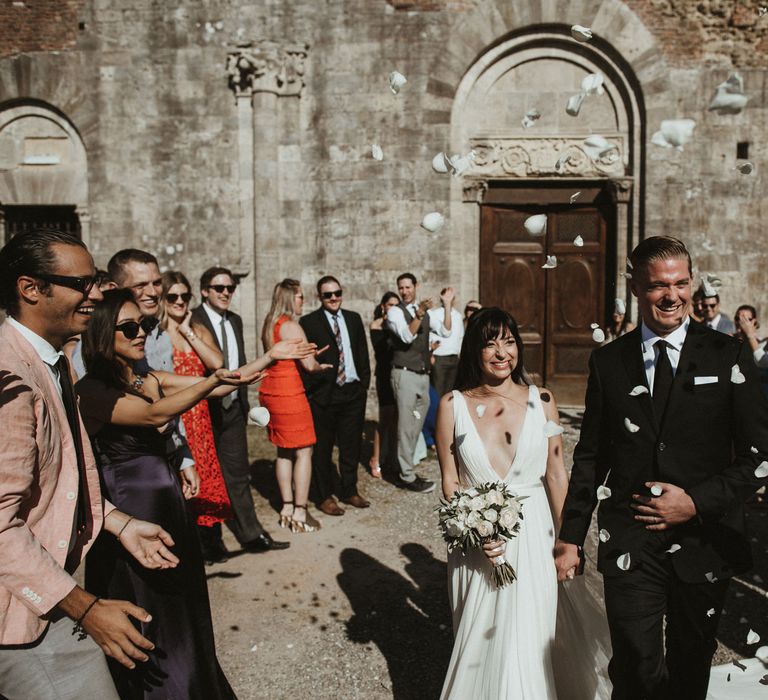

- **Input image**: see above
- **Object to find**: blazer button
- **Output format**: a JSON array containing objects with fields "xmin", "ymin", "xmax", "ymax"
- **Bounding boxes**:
[
  {"xmin": 658, "ymin": 442, "xmax": 666, "ymax": 451},
  {"xmin": 66, "ymin": 492, "xmax": 76, "ymax": 500},
  {"xmin": 58, "ymin": 540, "xmax": 68, "ymax": 549}
]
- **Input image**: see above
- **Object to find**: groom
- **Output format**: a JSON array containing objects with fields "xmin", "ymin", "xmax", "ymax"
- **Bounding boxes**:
[{"xmin": 555, "ymin": 236, "xmax": 768, "ymax": 699}]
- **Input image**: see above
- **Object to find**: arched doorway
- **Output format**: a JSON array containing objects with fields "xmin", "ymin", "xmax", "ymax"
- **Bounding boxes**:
[
  {"xmin": 450, "ymin": 27, "xmax": 644, "ymax": 403},
  {"xmin": 0, "ymin": 102, "xmax": 89, "ymax": 244}
]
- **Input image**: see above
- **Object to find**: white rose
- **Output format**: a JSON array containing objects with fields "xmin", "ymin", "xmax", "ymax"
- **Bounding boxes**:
[
  {"xmin": 469, "ymin": 495, "xmax": 487, "ymax": 511},
  {"xmin": 465, "ymin": 487, "xmax": 479, "ymax": 497},
  {"xmin": 485, "ymin": 490, "xmax": 504, "ymax": 506},
  {"xmin": 499, "ymin": 508, "xmax": 520, "ymax": 530},
  {"xmin": 483, "ymin": 508, "xmax": 499, "ymax": 523},
  {"xmin": 444, "ymin": 518, "xmax": 464, "ymax": 538},
  {"xmin": 466, "ymin": 510, "xmax": 482, "ymax": 527},
  {"xmin": 474, "ymin": 519, "xmax": 495, "ymax": 537},
  {"xmin": 458, "ymin": 495, "xmax": 472, "ymax": 509}
]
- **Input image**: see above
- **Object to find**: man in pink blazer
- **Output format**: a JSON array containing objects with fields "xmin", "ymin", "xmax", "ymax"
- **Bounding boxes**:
[{"xmin": 0, "ymin": 230, "xmax": 180, "ymax": 699}]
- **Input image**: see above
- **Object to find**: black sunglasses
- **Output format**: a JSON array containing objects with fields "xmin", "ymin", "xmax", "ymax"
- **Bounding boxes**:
[
  {"xmin": 115, "ymin": 316, "xmax": 157, "ymax": 340},
  {"xmin": 207, "ymin": 284, "xmax": 237, "ymax": 294},
  {"xmin": 165, "ymin": 292, "xmax": 192, "ymax": 303},
  {"xmin": 36, "ymin": 273, "xmax": 98, "ymax": 296},
  {"xmin": 321, "ymin": 290, "xmax": 343, "ymax": 300}
]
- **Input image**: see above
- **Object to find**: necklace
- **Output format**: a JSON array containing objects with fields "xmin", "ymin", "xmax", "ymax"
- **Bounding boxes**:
[{"xmin": 131, "ymin": 374, "xmax": 144, "ymax": 391}]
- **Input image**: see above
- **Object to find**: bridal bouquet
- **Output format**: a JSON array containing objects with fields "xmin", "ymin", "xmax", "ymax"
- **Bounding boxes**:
[{"xmin": 438, "ymin": 482, "xmax": 526, "ymax": 588}]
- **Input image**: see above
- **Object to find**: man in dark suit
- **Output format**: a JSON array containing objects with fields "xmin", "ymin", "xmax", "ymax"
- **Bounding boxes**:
[
  {"xmin": 555, "ymin": 236, "xmax": 768, "ymax": 699},
  {"xmin": 192, "ymin": 266, "xmax": 289, "ymax": 556},
  {"xmin": 300, "ymin": 275, "xmax": 371, "ymax": 515}
]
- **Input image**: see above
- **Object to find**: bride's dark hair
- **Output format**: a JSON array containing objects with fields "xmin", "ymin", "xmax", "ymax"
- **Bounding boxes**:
[{"xmin": 454, "ymin": 307, "xmax": 531, "ymax": 391}]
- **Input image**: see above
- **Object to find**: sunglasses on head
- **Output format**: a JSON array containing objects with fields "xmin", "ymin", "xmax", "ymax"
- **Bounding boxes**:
[
  {"xmin": 36, "ymin": 273, "xmax": 98, "ymax": 296},
  {"xmin": 115, "ymin": 316, "xmax": 157, "ymax": 340},
  {"xmin": 207, "ymin": 284, "xmax": 237, "ymax": 294},
  {"xmin": 321, "ymin": 290, "xmax": 343, "ymax": 300},
  {"xmin": 165, "ymin": 292, "xmax": 192, "ymax": 304}
]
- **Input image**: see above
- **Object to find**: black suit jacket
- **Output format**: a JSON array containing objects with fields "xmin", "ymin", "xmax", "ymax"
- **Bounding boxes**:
[
  {"xmin": 559, "ymin": 321, "xmax": 768, "ymax": 583},
  {"xmin": 190, "ymin": 305, "xmax": 250, "ymax": 426},
  {"xmin": 299, "ymin": 307, "xmax": 371, "ymax": 407}
]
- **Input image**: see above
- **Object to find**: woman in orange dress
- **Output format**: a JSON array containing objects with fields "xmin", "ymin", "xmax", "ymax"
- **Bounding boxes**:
[
  {"xmin": 260, "ymin": 278, "xmax": 331, "ymax": 533},
  {"xmin": 160, "ymin": 271, "xmax": 234, "ymax": 562}
]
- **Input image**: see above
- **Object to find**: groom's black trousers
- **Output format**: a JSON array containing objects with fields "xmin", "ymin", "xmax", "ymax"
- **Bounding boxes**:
[{"xmin": 603, "ymin": 532, "xmax": 729, "ymax": 700}]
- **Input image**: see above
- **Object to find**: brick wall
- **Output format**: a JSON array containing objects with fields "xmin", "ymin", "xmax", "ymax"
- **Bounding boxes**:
[{"xmin": 0, "ymin": 0, "xmax": 83, "ymax": 58}]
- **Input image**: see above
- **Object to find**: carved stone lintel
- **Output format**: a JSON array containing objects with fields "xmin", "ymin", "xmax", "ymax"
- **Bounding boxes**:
[
  {"xmin": 462, "ymin": 178, "xmax": 488, "ymax": 203},
  {"xmin": 468, "ymin": 135, "xmax": 627, "ymax": 178},
  {"xmin": 227, "ymin": 42, "xmax": 308, "ymax": 98},
  {"xmin": 606, "ymin": 177, "xmax": 633, "ymax": 203}
]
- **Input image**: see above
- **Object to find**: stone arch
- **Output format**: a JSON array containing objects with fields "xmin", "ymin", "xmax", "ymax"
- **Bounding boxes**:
[{"xmin": 0, "ymin": 99, "xmax": 90, "ymax": 243}]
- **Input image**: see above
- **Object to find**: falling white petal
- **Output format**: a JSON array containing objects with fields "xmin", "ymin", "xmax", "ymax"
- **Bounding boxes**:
[
  {"xmin": 592, "ymin": 328, "xmax": 606, "ymax": 343},
  {"xmin": 165, "ymin": 245, "xmax": 175, "ymax": 255},
  {"xmin": 624, "ymin": 417, "xmax": 640, "ymax": 433},
  {"xmin": 565, "ymin": 92, "xmax": 585, "ymax": 117},
  {"xmin": 751, "ymin": 446, "xmax": 759, "ymax": 454},
  {"xmin": 650, "ymin": 484, "xmax": 663, "ymax": 497},
  {"xmin": 708, "ymin": 72, "xmax": 748, "ymax": 115},
  {"xmin": 667, "ymin": 544, "xmax": 682, "ymax": 554},
  {"xmin": 521, "ymin": 108, "xmax": 541, "ymax": 129},
  {"xmin": 706, "ymin": 608, "xmax": 715, "ymax": 618},
  {"xmin": 629, "ymin": 385, "xmax": 649, "ymax": 396},
  {"xmin": 617, "ymin": 553, "xmax": 631, "ymax": 571},
  {"xmin": 730, "ymin": 364, "xmax": 746, "ymax": 384},
  {"xmin": 476, "ymin": 404, "xmax": 486, "ymax": 418},
  {"xmin": 524, "ymin": 214, "xmax": 547, "ymax": 236},
  {"xmin": 445, "ymin": 151, "xmax": 476, "ymax": 176},
  {"xmin": 747, "ymin": 629, "xmax": 761, "ymax": 645},
  {"xmin": 371, "ymin": 144, "xmax": 384, "ymax": 161},
  {"xmin": 652, "ymin": 119, "xmax": 696, "ymax": 151},
  {"xmin": 760, "ymin": 6, "xmax": 768, "ymax": 17},
  {"xmin": 755, "ymin": 461, "xmax": 768, "ymax": 478},
  {"xmin": 583, "ymin": 135, "xmax": 619, "ymax": 162},
  {"xmin": 570, "ymin": 191, "xmax": 582, "ymax": 204},
  {"xmin": 705, "ymin": 571, "xmax": 717, "ymax": 583},
  {"xmin": 615, "ymin": 298, "xmax": 626, "ymax": 315},
  {"xmin": 248, "ymin": 406, "xmax": 271, "ymax": 427},
  {"xmin": 596, "ymin": 485, "xmax": 612, "ymax": 501},
  {"xmin": 570, "ymin": 25, "xmax": 593, "ymax": 42},
  {"xmin": 412, "ymin": 410, "xmax": 421, "ymax": 420},
  {"xmin": 431, "ymin": 152, "xmax": 449, "ymax": 173},
  {"xmin": 599, "ymin": 528, "xmax": 611, "ymax": 542},
  {"xmin": 756, "ymin": 645, "xmax": 768, "ymax": 663},
  {"xmin": 421, "ymin": 212, "xmax": 445, "ymax": 233},
  {"xmin": 701, "ymin": 239, "xmax": 714, "ymax": 252},
  {"xmin": 626, "ymin": 258, "xmax": 633, "ymax": 270},
  {"xmin": 389, "ymin": 70, "xmax": 407, "ymax": 94},
  {"xmin": 542, "ymin": 255, "xmax": 557, "ymax": 269},
  {"xmin": 590, "ymin": 323, "xmax": 600, "ymax": 329},
  {"xmin": 620, "ymin": 272, "xmax": 632, "ymax": 279},
  {"xmin": 735, "ymin": 162, "xmax": 753, "ymax": 175},
  {"xmin": 573, "ymin": 235, "xmax": 584, "ymax": 247},
  {"xmin": 543, "ymin": 420, "xmax": 564, "ymax": 438},
  {"xmin": 581, "ymin": 73, "xmax": 605, "ymax": 96}
]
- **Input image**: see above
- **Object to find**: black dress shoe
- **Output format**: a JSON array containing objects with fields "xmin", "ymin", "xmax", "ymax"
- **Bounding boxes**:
[
  {"xmin": 201, "ymin": 540, "xmax": 229, "ymax": 565},
  {"xmin": 242, "ymin": 532, "xmax": 290, "ymax": 552}
]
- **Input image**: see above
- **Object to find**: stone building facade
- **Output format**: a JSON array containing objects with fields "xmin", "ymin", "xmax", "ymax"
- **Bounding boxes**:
[{"xmin": 1, "ymin": 0, "xmax": 766, "ymax": 402}]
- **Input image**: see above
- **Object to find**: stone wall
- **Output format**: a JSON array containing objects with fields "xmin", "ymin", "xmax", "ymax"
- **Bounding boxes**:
[{"xmin": 0, "ymin": 0, "xmax": 83, "ymax": 58}]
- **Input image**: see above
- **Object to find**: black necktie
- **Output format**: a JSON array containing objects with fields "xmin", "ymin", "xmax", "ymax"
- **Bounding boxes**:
[
  {"xmin": 55, "ymin": 355, "xmax": 88, "ymax": 535},
  {"xmin": 652, "ymin": 340, "xmax": 674, "ymax": 421}
]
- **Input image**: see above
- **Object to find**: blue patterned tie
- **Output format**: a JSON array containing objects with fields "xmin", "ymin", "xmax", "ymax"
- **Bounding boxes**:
[{"xmin": 332, "ymin": 314, "xmax": 346, "ymax": 387}]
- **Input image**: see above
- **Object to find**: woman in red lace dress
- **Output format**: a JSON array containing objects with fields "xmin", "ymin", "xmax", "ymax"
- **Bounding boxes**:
[{"xmin": 161, "ymin": 271, "xmax": 233, "ymax": 563}]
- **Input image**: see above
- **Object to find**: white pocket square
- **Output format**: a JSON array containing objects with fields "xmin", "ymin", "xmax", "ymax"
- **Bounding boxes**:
[{"xmin": 694, "ymin": 376, "xmax": 718, "ymax": 385}]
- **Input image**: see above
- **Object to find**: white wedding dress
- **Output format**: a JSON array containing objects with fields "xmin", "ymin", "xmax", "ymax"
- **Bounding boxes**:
[{"xmin": 441, "ymin": 387, "xmax": 612, "ymax": 700}]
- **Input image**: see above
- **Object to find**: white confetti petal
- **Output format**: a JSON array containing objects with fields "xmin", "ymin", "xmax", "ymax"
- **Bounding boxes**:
[
  {"xmin": 735, "ymin": 161, "xmax": 753, "ymax": 175},
  {"xmin": 708, "ymin": 72, "xmax": 748, "ymax": 115},
  {"xmin": 747, "ymin": 629, "xmax": 761, "ymax": 645},
  {"xmin": 629, "ymin": 385, "xmax": 649, "ymax": 396},
  {"xmin": 667, "ymin": 544, "xmax": 682, "ymax": 554},
  {"xmin": 431, "ymin": 152, "xmax": 449, "ymax": 173},
  {"xmin": 521, "ymin": 108, "xmax": 541, "ymax": 129},
  {"xmin": 542, "ymin": 255, "xmax": 557, "ymax": 269},
  {"xmin": 706, "ymin": 608, "xmax": 715, "ymax": 618},
  {"xmin": 761, "ymin": 5, "xmax": 768, "ymax": 16},
  {"xmin": 412, "ymin": 410, "xmax": 421, "ymax": 420},
  {"xmin": 543, "ymin": 420, "xmax": 564, "ymax": 438},
  {"xmin": 617, "ymin": 553, "xmax": 631, "ymax": 571},
  {"xmin": 555, "ymin": 152, "xmax": 572, "ymax": 171},
  {"xmin": 592, "ymin": 328, "xmax": 606, "ymax": 343},
  {"xmin": 445, "ymin": 150, "xmax": 476, "ymax": 176},
  {"xmin": 751, "ymin": 446, "xmax": 759, "ymax": 454},
  {"xmin": 599, "ymin": 528, "xmax": 610, "ymax": 542},
  {"xmin": 701, "ymin": 239, "xmax": 714, "ymax": 252},
  {"xmin": 475, "ymin": 404, "xmax": 486, "ymax": 418},
  {"xmin": 371, "ymin": 144, "xmax": 383, "ymax": 161},
  {"xmin": 755, "ymin": 461, "xmax": 768, "ymax": 478},
  {"xmin": 756, "ymin": 646, "xmax": 768, "ymax": 663},
  {"xmin": 583, "ymin": 135, "xmax": 619, "ymax": 162},
  {"xmin": 581, "ymin": 73, "xmax": 605, "ymax": 96},
  {"xmin": 250, "ymin": 643, "xmax": 258, "ymax": 651},
  {"xmin": 705, "ymin": 571, "xmax": 718, "ymax": 583},
  {"xmin": 524, "ymin": 214, "xmax": 547, "ymax": 236},
  {"xmin": 730, "ymin": 364, "xmax": 746, "ymax": 384},
  {"xmin": 248, "ymin": 406, "xmax": 271, "ymax": 427},
  {"xmin": 570, "ymin": 25, "xmax": 593, "ymax": 42},
  {"xmin": 421, "ymin": 212, "xmax": 445, "ymax": 233},
  {"xmin": 596, "ymin": 485, "xmax": 612, "ymax": 501},
  {"xmin": 165, "ymin": 245, "xmax": 175, "ymax": 255},
  {"xmin": 389, "ymin": 70, "xmax": 407, "ymax": 94},
  {"xmin": 615, "ymin": 298, "xmax": 626, "ymax": 315},
  {"xmin": 590, "ymin": 323, "xmax": 599, "ymax": 329},
  {"xmin": 570, "ymin": 191, "xmax": 582, "ymax": 204},
  {"xmin": 565, "ymin": 92, "xmax": 585, "ymax": 117},
  {"xmin": 650, "ymin": 484, "xmax": 663, "ymax": 497},
  {"xmin": 624, "ymin": 417, "xmax": 640, "ymax": 433},
  {"xmin": 573, "ymin": 235, "xmax": 584, "ymax": 247},
  {"xmin": 651, "ymin": 119, "xmax": 696, "ymax": 151}
]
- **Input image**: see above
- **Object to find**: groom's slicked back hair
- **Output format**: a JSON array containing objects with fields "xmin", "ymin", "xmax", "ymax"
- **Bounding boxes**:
[
  {"xmin": 629, "ymin": 236, "xmax": 692, "ymax": 276},
  {"xmin": 454, "ymin": 307, "xmax": 531, "ymax": 391}
]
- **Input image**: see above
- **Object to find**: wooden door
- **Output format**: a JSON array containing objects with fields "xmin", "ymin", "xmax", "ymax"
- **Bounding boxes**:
[
  {"xmin": 480, "ymin": 185, "xmax": 613, "ymax": 404},
  {"xmin": 2, "ymin": 205, "xmax": 81, "ymax": 243}
]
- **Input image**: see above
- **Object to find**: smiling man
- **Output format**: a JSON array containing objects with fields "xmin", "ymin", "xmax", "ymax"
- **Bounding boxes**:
[{"xmin": 554, "ymin": 236, "xmax": 768, "ymax": 699}]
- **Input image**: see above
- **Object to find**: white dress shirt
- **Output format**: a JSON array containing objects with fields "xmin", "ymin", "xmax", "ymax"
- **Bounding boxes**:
[
  {"xmin": 6, "ymin": 316, "xmax": 64, "ymax": 397},
  {"xmin": 323, "ymin": 309, "xmax": 360, "ymax": 383},
  {"xmin": 387, "ymin": 303, "xmax": 450, "ymax": 344},
  {"xmin": 203, "ymin": 303, "xmax": 239, "ymax": 370},
  {"xmin": 429, "ymin": 308, "xmax": 464, "ymax": 356},
  {"xmin": 640, "ymin": 318, "xmax": 689, "ymax": 393}
]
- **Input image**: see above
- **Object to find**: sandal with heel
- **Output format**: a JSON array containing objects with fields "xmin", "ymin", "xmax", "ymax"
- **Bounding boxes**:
[
  {"xmin": 279, "ymin": 501, "xmax": 294, "ymax": 529},
  {"xmin": 290, "ymin": 504, "xmax": 321, "ymax": 533}
]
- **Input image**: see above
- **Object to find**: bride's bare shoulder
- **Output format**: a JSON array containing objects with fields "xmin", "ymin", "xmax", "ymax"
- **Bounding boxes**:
[{"xmin": 535, "ymin": 385, "xmax": 559, "ymax": 417}]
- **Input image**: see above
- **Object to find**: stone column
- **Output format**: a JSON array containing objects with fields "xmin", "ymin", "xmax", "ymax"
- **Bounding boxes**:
[
  {"xmin": 608, "ymin": 177, "xmax": 634, "ymax": 319},
  {"xmin": 226, "ymin": 42, "xmax": 308, "ymax": 357}
]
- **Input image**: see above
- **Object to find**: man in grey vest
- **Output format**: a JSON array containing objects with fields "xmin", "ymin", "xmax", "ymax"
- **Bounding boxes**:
[{"xmin": 386, "ymin": 273, "xmax": 454, "ymax": 492}]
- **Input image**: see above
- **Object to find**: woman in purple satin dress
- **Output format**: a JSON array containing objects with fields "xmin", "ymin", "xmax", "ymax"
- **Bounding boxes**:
[{"xmin": 76, "ymin": 289, "xmax": 266, "ymax": 699}]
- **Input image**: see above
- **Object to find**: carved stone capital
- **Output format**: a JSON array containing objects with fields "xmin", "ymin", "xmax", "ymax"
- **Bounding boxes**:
[
  {"xmin": 606, "ymin": 177, "xmax": 634, "ymax": 203},
  {"xmin": 462, "ymin": 178, "xmax": 488, "ymax": 203},
  {"xmin": 467, "ymin": 135, "xmax": 627, "ymax": 178},
  {"xmin": 227, "ymin": 42, "xmax": 308, "ymax": 98}
]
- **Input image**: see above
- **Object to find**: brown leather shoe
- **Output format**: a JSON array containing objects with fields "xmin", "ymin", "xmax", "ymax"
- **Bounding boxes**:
[
  {"xmin": 342, "ymin": 494, "xmax": 370, "ymax": 509},
  {"xmin": 318, "ymin": 497, "xmax": 345, "ymax": 516}
]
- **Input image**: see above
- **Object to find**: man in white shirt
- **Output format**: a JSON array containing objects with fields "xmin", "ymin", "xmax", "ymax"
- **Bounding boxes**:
[
  {"xmin": 428, "ymin": 289, "xmax": 464, "ymax": 398},
  {"xmin": 698, "ymin": 292, "xmax": 735, "ymax": 335},
  {"xmin": 386, "ymin": 273, "xmax": 453, "ymax": 493}
]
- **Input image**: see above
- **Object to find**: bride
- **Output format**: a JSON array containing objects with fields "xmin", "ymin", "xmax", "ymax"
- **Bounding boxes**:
[{"xmin": 435, "ymin": 307, "xmax": 611, "ymax": 699}]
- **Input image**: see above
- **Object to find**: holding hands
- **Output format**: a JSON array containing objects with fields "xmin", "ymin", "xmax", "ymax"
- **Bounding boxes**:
[{"xmin": 554, "ymin": 540, "xmax": 581, "ymax": 582}]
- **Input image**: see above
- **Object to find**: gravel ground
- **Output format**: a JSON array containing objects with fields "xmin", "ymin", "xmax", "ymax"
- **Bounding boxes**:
[{"xmin": 205, "ymin": 411, "xmax": 768, "ymax": 699}]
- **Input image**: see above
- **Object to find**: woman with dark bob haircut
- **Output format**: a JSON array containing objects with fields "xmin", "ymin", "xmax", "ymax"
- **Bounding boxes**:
[
  {"xmin": 76, "ymin": 287, "xmax": 270, "ymax": 699},
  {"xmin": 435, "ymin": 307, "xmax": 582, "ymax": 698}
]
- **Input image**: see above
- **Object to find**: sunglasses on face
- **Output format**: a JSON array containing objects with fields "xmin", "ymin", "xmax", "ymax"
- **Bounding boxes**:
[
  {"xmin": 115, "ymin": 316, "xmax": 157, "ymax": 340},
  {"xmin": 701, "ymin": 303, "xmax": 718, "ymax": 309},
  {"xmin": 321, "ymin": 290, "xmax": 343, "ymax": 300},
  {"xmin": 165, "ymin": 292, "xmax": 192, "ymax": 304},
  {"xmin": 207, "ymin": 284, "xmax": 237, "ymax": 294},
  {"xmin": 36, "ymin": 273, "xmax": 98, "ymax": 296}
]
